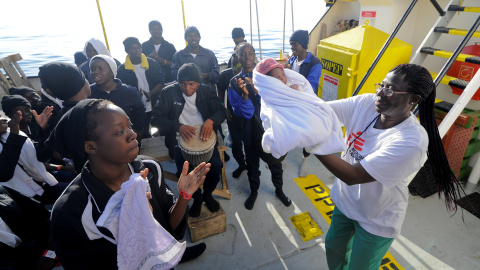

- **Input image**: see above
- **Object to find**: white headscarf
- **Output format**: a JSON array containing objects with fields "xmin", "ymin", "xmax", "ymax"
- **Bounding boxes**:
[
  {"xmin": 90, "ymin": 55, "xmax": 118, "ymax": 77},
  {"xmin": 84, "ymin": 38, "xmax": 111, "ymax": 58}
]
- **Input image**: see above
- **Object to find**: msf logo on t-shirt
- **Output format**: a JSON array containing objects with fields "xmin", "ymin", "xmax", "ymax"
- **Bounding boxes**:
[{"xmin": 346, "ymin": 131, "xmax": 365, "ymax": 162}]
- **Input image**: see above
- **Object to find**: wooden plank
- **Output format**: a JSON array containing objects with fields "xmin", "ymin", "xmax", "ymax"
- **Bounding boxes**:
[
  {"xmin": 0, "ymin": 59, "xmax": 24, "ymax": 87},
  {"xmin": 188, "ymin": 204, "xmax": 226, "ymax": 242}
]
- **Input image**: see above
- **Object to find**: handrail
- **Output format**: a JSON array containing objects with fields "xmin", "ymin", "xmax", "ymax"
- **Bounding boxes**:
[
  {"xmin": 430, "ymin": 0, "xmax": 446, "ymax": 16},
  {"xmin": 352, "ymin": 0, "xmax": 419, "ymax": 96},
  {"xmin": 413, "ymin": 15, "xmax": 480, "ymax": 115},
  {"xmin": 255, "ymin": 0, "xmax": 263, "ymax": 59}
]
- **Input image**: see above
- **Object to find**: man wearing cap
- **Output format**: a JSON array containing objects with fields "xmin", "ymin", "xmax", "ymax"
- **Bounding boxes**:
[
  {"xmin": 142, "ymin": 20, "xmax": 177, "ymax": 84},
  {"xmin": 89, "ymin": 54, "xmax": 146, "ymax": 139},
  {"xmin": 38, "ymin": 62, "xmax": 91, "ymax": 127},
  {"xmin": 287, "ymin": 30, "xmax": 322, "ymax": 94},
  {"xmin": 151, "ymin": 63, "xmax": 225, "ymax": 217},
  {"xmin": 287, "ymin": 30, "xmax": 322, "ymax": 176},
  {"xmin": 227, "ymin": 27, "xmax": 246, "ymax": 68},
  {"xmin": 117, "ymin": 37, "xmax": 164, "ymax": 138},
  {"xmin": 171, "ymin": 26, "xmax": 219, "ymax": 93}
]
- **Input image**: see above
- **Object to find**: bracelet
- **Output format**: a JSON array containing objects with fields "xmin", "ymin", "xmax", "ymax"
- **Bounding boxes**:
[
  {"xmin": 43, "ymin": 250, "xmax": 57, "ymax": 260},
  {"xmin": 164, "ymin": 59, "xmax": 167, "ymax": 65},
  {"xmin": 57, "ymin": 165, "xmax": 62, "ymax": 171},
  {"xmin": 179, "ymin": 189, "xmax": 192, "ymax": 200}
]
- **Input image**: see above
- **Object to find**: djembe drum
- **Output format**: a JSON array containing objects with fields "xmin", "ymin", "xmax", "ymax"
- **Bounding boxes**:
[{"xmin": 178, "ymin": 126, "xmax": 217, "ymax": 166}]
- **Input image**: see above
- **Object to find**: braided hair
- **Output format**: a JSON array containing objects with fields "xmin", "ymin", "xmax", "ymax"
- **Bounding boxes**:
[{"xmin": 390, "ymin": 64, "xmax": 463, "ymax": 211}]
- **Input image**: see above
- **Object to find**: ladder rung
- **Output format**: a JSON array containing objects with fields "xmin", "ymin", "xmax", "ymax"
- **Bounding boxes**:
[
  {"xmin": 430, "ymin": 71, "xmax": 469, "ymax": 90},
  {"xmin": 434, "ymin": 27, "xmax": 480, "ymax": 38},
  {"xmin": 448, "ymin": 5, "xmax": 480, "ymax": 13},
  {"xmin": 420, "ymin": 47, "xmax": 480, "ymax": 65}
]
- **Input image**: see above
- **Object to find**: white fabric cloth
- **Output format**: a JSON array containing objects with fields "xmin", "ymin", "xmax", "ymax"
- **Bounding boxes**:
[
  {"xmin": 154, "ymin": 44, "xmax": 161, "ymax": 52},
  {"xmin": 328, "ymin": 94, "xmax": 428, "ymax": 238},
  {"xmin": 0, "ymin": 130, "xmax": 58, "ymax": 197},
  {"xmin": 292, "ymin": 58, "xmax": 304, "ymax": 73},
  {"xmin": 0, "ymin": 217, "xmax": 21, "ymax": 247},
  {"xmin": 253, "ymin": 69, "xmax": 345, "ymax": 158},
  {"xmin": 96, "ymin": 173, "xmax": 185, "ymax": 270},
  {"xmin": 179, "ymin": 92, "xmax": 204, "ymax": 126},
  {"xmin": 84, "ymin": 38, "xmax": 111, "ymax": 57},
  {"xmin": 133, "ymin": 64, "xmax": 152, "ymax": 112}
]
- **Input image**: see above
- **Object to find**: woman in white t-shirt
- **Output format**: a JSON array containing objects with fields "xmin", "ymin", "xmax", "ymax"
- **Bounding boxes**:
[{"xmin": 315, "ymin": 64, "xmax": 462, "ymax": 269}]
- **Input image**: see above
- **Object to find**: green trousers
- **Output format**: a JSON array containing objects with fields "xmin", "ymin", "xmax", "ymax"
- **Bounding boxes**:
[{"xmin": 325, "ymin": 207, "xmax": 394, "ymax": 270}]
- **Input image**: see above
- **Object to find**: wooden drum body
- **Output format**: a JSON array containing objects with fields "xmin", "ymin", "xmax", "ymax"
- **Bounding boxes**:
[{"xmin": 178, "ymin": 126, "xmax": 216, "ymax": 166}]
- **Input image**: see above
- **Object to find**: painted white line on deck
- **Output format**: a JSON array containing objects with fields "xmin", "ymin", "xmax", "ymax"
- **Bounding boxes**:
[
  {"xmin": 268, "ymin": 236, "xmax": 288, "ymax": 270},
  {"xmin": 235, "ymin": 211, "xmax": 252, "ymax": 247},
  {"xmin": 266, "ymin": 201, "xmax": 299, "ymax": 249}
]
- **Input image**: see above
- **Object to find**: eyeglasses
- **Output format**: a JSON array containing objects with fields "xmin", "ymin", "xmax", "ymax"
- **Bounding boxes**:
[{"xmin": 374, "ymin": 83, "xmax": 410, "ymax": 97}]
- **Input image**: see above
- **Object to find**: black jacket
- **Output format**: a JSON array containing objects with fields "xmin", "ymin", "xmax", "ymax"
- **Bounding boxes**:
[
  {"xmin": 142, "ymin": 37, "xmax": 177, "ymax": 83},
  {"xmin": 89, "ymin": 79, "xmax": 146, "ymax": 133},
  {"xmin": 151, "ymin": 83, "xmax": 226, "ymax": 152},
  {"xmin": 0, "ymin": 133, "xmax": 27, "ymax": 181},
  {"xmin": 116, "ymin": 57, "xmax": 165, "ymax": 94},
  {"xmin": 51, "ymin": 157, "xmax": 186, "ymax": 270}
]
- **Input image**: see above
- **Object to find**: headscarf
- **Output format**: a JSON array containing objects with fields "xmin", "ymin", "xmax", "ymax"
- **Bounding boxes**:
[
  {"xmin": 50, "ymin": 99, "xmax": 97, "ymax": 172},
  {"xmin": 290, "ymin": 30, "xmax": 309, "ymax": 49},
  {"xmin": 177, "ymin": 63, "xmax": 202, "ymax": 83},
  {"xmin": 38, "ymin": 62, "xmax": 86, "ymax": 101},
  {"xmin": 255, "ymin": 58, "xmax": 284, "ymax": 75},
  {"xmin": 8, "ymin": 86, "xmax": 35, "ymax": 97},
  {"xmin": 1, "ymin": 95, "xmax": 31, "ymax": 115},
  {"xmin": 84, "ymin": 38, "xmax": 111, "ymax": 58},
  {"xmin": 91, "ymin": 55, "xmax": 118, "ymax": 77},
  {"xmin": 184, "ymin": 26, "xmax": 201, "ymax": 40}
]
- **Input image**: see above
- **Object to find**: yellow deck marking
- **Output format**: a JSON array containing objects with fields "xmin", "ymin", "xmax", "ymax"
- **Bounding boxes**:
[
  {"xmin": 290, "ymin": 212, "xmax": 323, "ymax": 241},
  {"xmin": 293, "ymin": 175, "xmax": 404, "ymax": 270}
]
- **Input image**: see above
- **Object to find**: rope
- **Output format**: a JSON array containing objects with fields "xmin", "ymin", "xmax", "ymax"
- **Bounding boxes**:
[{"xmin": 95, "ymin": 0, "xmax": 110, "ymax": 51}]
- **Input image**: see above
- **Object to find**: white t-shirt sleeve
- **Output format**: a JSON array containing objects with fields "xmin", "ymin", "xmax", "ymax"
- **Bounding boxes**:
[
  {"xmin": 360, "ymin": 134, "xmax": 427, "ymax": 189},
  {"xmin": 327, "ymin": 94, "xmax": 374, "ymax": 128}
]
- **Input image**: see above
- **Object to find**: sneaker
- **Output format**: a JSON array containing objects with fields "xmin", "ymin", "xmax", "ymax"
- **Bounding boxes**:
[
  {"xmin": 275, "ymin": 188, "xmax": 292, "ymax": 207},
  {"xmin": 244, "ymin": 191, "xmax": 258, "ymax": 210}
]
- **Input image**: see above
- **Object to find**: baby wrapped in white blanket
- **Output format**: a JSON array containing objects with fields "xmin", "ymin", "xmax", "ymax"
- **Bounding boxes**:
[{"xmin": 253, "ymin": 59, "xmax": 345, "ymax": 158}]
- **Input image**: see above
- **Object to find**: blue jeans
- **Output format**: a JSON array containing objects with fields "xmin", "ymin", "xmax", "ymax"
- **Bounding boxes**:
[{"xmin": 325, "ymin": 207, "xmax": 394, "ymax": 270}]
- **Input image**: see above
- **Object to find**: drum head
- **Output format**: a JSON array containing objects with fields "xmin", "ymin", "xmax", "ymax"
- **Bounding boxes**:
[{"xmin": 178, "ymin": 125, "xmax": 216, "ymax": 152}]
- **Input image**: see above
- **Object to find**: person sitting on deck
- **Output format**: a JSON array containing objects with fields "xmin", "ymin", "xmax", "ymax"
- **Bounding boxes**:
[
  {"xmin": 151, "ymin": 63, "xmax": 225, "ymax": 217},
  {"xmin": 228, "ymin": 42, "xmax": 292, "ymax": 210},
  {"xmin": 142, "ymin": 20, "xmax": 177, "ymax": 87},
  {"xmin": 50, "ymin": 99, "xmax": 208, "ymax": 269},
  {"xmin": 287, "ymin": 30, "xmax": 323, "ymax": 176},
  {"xmin": 89, "ymin": 54, "xmax": 146, "ymax": 144},
  {"xmin": 217, "ymin": 54, "xmax": 246, "ymax": 178},
  {"xmin": 117, "ymin": 37, "xmax": 165, "ymax": 139},
  {"xmin": 79, "ymin": 38, "xmax": 121, "ymax": 83},
  {"xmin": 171, "ymin": 26, "xmax": 219, "ymax": 94}
]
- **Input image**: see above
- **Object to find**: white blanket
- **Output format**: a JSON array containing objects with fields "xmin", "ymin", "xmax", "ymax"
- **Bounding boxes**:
[
  {"xmin": 96, "ymin": 174, "xmax": 186, "ymax": 270},
  {"xmin": 253, "ymin": 69, "xmax": 345, "ymax": 158}
]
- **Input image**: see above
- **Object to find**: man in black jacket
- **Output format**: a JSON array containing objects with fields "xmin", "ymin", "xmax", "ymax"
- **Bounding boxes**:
[{"xmin": 151, "ymin": 63, "xmax": 225, "ymax": 217}]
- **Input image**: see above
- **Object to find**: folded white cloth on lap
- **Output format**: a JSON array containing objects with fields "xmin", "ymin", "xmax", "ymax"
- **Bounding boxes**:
[
  {"xmin": 97, "ymin": 174, "xmax": 186, "ymax": 270},
  {"xmin": 253, "ymin": 69, "xmax": 345, "ymax": 158}
]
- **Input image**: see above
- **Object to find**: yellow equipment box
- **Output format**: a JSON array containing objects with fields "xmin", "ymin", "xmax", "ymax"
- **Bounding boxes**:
[{"xmin": 317, "ymin": 24, "xmax": 412, "ymax": 101}]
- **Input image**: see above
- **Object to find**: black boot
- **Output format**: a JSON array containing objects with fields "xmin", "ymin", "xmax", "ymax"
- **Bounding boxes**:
[
  {"xmin": 179, "ymin": 243, "xmax": 207, "ymax": 263},
  {"xmin": 203, "ymin": 192, "xmax": 220, "ymax": 213},
  {"xmin": 244, "ymin": 191, "xmax": 258, "ymax": 210},
  {"xmin": 232, "ymin": 164, "xmax": 246, "ymax": 178},
  {"xmin": 189, "ymin": 191, "xmax": 203, "ymax": 217},
  {"xmin": 275, "ymin": 188, "xmax": 292, "ymax": 207}
]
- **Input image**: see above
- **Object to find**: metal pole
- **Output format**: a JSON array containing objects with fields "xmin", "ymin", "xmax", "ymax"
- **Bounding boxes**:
[
  {"xmin": 352, "ymin": 0, "xmax": 418, "ymax": 97},
  {"xmin": 95, "ymin": 0, "xmax": 110, "ymax": 51},
  {"xmin": 181, "ymin": 0, "xmax": 188, "ymax": 47},
  {"xmin": 250, "ymin": 0, "xmax": 253, "ymax": 44},
  {"xmin": 255, "ymin": 0, "xmax": 262, "ymax": 59},
  {"xmin": 283, "ymin": 0, "xmax": 286, "ymax": 57},
  {"xmin": 291, "ymin": 0, "xmax": 294, "ymax": 31},
  {"xmin": 429, "ymin": 0, "xmax": 446, "ymax": 16}
]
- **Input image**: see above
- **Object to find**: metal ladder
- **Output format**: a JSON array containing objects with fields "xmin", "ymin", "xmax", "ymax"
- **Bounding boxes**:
[{"xmin": 410, "ymin": 0, "xmax": 480, "ymax": 193}]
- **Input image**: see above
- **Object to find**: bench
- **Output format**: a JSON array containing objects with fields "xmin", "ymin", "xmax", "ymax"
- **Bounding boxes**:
[{"xmin": 139, "ymin": 135, "xmax": 230, "ymax": 200}]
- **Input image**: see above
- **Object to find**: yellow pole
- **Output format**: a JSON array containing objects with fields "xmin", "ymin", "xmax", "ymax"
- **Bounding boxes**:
[
  {"xmin": 181, "ymin": 0, "xmax": 188, "ymax": 47},
  {"xmin": 95, "ymin": 0, "xmax": 110, "ymax": 51}
]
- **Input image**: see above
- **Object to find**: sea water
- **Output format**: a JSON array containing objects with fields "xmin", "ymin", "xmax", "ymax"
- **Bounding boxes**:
[{"xmin": 0, "ymin": 0, "xmax": 326, "ymax": 76}]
